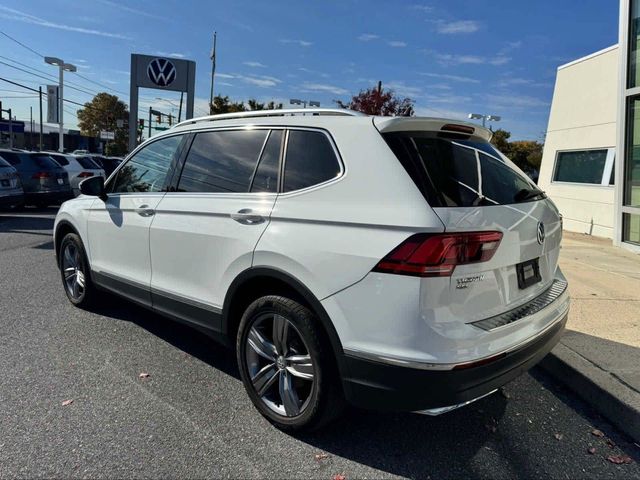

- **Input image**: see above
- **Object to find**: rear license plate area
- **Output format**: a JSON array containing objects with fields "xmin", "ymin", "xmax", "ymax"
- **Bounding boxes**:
[
  {"xmin": 517, "ymin": 258, "xmax": 541, "ymax": 289},
  {"xmin": 0, "ymin": 179, "xmax": 8, "ymax": 187},
  {"xmin": 57, "ymin": 178, "xmax": 64, "ymax": 185}
]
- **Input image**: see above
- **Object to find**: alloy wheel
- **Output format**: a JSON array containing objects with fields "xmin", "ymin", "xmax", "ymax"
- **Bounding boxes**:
[
  {"xmin": 245, "ymin": 313, "xmax": 315, "ymax": 417},
  {"xmin": 61, "ymin": 242, "xmax": 85, "ymax": 300}
]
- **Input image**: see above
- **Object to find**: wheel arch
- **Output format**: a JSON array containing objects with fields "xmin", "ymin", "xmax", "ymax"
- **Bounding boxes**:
[
  {"xmin": 222, "ymin": 267, "xmax": 347, "ymax": 374},
  {"xmin": 54, "ymin": 219, "xmax": 81, "ymax": 264}
]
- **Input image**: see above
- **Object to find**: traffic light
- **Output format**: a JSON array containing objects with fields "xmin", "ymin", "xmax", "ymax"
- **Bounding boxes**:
[
  {"xmin": 138, "ymin": 119, "xmax": 145, "ymax": 130},
  {"xmin": 168, "ymin": 114, "xmax": 173, "ymax": 126},
  {"xmin": 156, "ymin": 114, "xmax": 162, "ymax": 124}
]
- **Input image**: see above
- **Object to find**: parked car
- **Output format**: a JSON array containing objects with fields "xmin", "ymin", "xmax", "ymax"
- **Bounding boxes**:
[
  {"xmin": 0, "ymin": 149, "xmax": 72, "ymax": 207},
  {"xmin": 54, "ymin": 109, "xmax": 569, "ymax": 431},
  {"xmin": 46, "ymin": 153, "xmax": 105, "ymax": 197},
  {"xmin": 88, "ymin": 155, "xmax": 121, "ymax": 177},
  {"xmin": 0, "ymin": 154, "xmax": 24, "ymax": 209}
]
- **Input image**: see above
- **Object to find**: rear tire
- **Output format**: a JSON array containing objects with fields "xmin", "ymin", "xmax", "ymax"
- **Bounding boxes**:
[
  {"xmin": 236, "ymin": 295, "xmax": 345, "ymax": 431},
  {"xmin": 58, "ymin": 233, "xmax": 99, "ymax": 308}
]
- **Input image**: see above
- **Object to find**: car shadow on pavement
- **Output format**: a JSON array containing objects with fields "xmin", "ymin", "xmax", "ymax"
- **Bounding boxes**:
[
  {"xmin": 86, "ymin": 295, "xmax": 241, "ymax": 380},
  {"xmin": 0, "ymin": 209, "xmax": 56, "ymax": 234}
]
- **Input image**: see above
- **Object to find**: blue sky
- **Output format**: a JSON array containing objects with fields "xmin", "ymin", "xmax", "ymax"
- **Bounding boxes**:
[{"xmin": 0, "ymin": 0, "xmax": 618, "ymax": 140}]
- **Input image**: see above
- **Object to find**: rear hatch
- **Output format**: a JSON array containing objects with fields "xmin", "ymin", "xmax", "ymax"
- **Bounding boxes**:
[
  {"xmin": 0, "ymin": 158, "xmax": 22, "ymax": 194},
  {"xmin": 377, "ymin": 118, "xmax": 562, "ymax": 324},
  {"xmin": 26, "ymin": 154, "xmax": 70, "ymax": 192}
]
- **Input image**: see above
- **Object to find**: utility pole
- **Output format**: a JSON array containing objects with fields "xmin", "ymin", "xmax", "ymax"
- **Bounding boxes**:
[
  {"xmin": 38, "ymin": 86, "xmax": 43, "ymax": 151},
  {"xmin": 209, "ymin": 31, "xmax": 217, "ymax": 114},
  {"xmin": 148, "ymin": 106, "xmax": 152, "ymax": 139},
  {"xmin": 178, "ymin": 91, "xmax": 183, "ymax": 123},
  {"xmin": 30, "ymin": 106, "xmax": 33, "ymax": 149},
  {"xmin": 7, "ymin": 108, "xmax": 12, "ymax": 149}
]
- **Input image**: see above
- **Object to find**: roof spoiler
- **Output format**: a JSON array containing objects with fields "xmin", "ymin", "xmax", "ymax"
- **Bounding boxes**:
[{"xmin": 373, "ymin": 116, "xmax": 492, "ymax": 142}]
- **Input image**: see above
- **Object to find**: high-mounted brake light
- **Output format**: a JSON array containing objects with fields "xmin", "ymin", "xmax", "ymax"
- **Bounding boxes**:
[
  {"xmin": 441, "ymin": 124, "xmax": 475, "ymax": 135},
  {"xmin": 77, "ymin": 171, "xmax": 94, "ymax": 178},
  {"xmin": 373, "ymin": 231, "xmax": 503, "ymax": 277}
]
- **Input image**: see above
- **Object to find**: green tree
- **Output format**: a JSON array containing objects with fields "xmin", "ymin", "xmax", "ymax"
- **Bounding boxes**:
[
  {"xmin": 490, "ymin": 128, "xmax": 543, "ymax": 179},
  {"xmin": 77, "ymin": 92, "xmax": 129, "ymax": 156},
  {"xmin": 490, "ymin": 129, "xmax": 511, "ymax": 156},
  {"xmin": 210, "ymin": 96, "xmax": 283, "ymax": 114},
  {"xmin": 336, "ymin": 82, "xmax": 414, "ymax": 116}
]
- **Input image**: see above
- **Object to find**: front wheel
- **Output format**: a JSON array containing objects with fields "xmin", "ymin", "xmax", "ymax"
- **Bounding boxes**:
[
  {"xmin": 58, "ymin": 233, "xmax": 98, "ymax": 307},
  {"xmin": 236, "ymin": 296, "xmax": 345, "ymax": 431}
]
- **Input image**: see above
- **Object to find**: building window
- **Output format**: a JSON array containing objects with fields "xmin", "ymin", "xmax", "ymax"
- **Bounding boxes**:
[
  {"xmin": 626, "ymin": 97, "xmax": 640, "ymax": 207},
  {"xmin": 552, "ymin": 148, "xmax": 615, "ymax": 185},
  {"xmin": 623, "ymin": 213, "xmax": 640, "ymax": 245},
  {"xmin": 630, "ymin": 0, "xmax": 640, "ymax": 88}
]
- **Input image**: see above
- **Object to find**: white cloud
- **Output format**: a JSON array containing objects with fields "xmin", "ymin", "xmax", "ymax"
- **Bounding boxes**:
[
  {"xmin": 216, "ymin": 73, "xmax": 236, "ymax": 79},
  {"xmin": 243, "ymin": 61, "xmax": 267, "ymax": 68},
  {"xmin": 0, "ymin": 5, "xmax": 131, "ymax": 39},
  {"xmin": 154, "ymin": 51, "xmax": 187, "ymax": 59},
  {"xmin": 280, "ymin": 39, "xmax": 313, "ymax": 47},
  {"xmin": 435, "ymin": 53, "xmax": 511, "ymax": 67},
  {"xmin": 490, "ymin": 56, "xmax": 511, "ymax": 66},
  {"xmin": 424, "ymin": 93, "xmax": 472, "ymax": 104},
  {"xmin": 388, "ymin": 40, "xmax": 407, "ymax": 48},
  {"xmin": 386, "ymin": 81, "xmax": 422, "ymax": 98},
  {"xmin": 486, "ymin": 93, "xmax": 549, "ymax": 109},
  {"xmin": 437, "ymin": 20, "xmax": 481, "ymax": 34},
  {"xmin": 301, "ymin": 83, "xmax": 348, "ymax": 95},
  {"xmin": 241, "ymin": 75, "xmax": 282, "ymax": 88},
  {"xmin": 95, "ymin": 0, "xmax": 164, "ymax": 20},
  {"xmin": 420, "ymin": 72, "xmax": 481, "ymax": 84},
  {"xmin": 358, "ymin": 33, "xmax": 379, "ymax": 41},
  {"xmin": 410, "ymin": 5, "xmax": 433, "ymax": 12}
]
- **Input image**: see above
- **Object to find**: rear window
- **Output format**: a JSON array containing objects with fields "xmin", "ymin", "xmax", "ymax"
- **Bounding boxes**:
[
  {"xmin": 383, "ymin": 132, "xmax": 540, "ymax": 207},
  {"xmin": 29, "ymin": 154, "xmax": 61, "ymax": 169},
  {"xmin": 0, "ymin": 152, "xmax": 22, "ymax": 165},
  {"xmin": 0, "ymin": 156, "xmax": 11, "ymax": 168},
  {"xmin": 76, "ymin": 156, "xmax": 100, "ymax": 169},
  {"xmin": 49, "ymin": 154, "xmax": 69, "ymax": 166}
]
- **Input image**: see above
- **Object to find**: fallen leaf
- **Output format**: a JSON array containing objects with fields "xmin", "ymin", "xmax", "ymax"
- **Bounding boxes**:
[
  {"xmin": 607, "ymin": 455, "xmax": 633, "ymax": 465},
  {"xmin": 315, "ymin": 453, "xmax": 329, "ymax": 461},
  {"xmin": 606, "ymin": 438, "xmax": 616, "ymax": 448},
  {"xmin": 485, "ymin": 423, "xmax": 497, "ymax": 433},
  {"xmin": 591, "ymin": 429, "xmax": 605, "ymax": 437},
  {"xmin": 333, "ymin": 474, "xmax": 346, "ymax": 480},
  {"xmin": 500, "ymin": 388, "xmax": 511, "ymax": 399},
  {"xmin": 61, "ymin": 399, "xmax": 74, "ymax": 406},
  {"xmin": 139, "ymin": 372, "xmax": 150, "ymax": 379},
  {"xmin": 554, "ymin": 433, "xmax": 564, "ymax": 441},
  {"xmin": 587, "ymin": 447, "xmax": 597, "ymax": 455}
]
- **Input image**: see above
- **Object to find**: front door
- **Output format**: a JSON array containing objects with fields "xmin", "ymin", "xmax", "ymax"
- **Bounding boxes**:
[{"xmin": 87, "ymin": 134, "xmax": 186, "ymax": 305}]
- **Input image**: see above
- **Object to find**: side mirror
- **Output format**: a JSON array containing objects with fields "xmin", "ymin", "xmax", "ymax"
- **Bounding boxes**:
[{"xmin": 79, "ymin": 175, "xmax": 107, "ymax": 200}]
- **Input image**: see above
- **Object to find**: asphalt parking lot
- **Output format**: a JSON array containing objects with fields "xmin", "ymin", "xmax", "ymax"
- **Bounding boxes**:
[{"xmin": 1, "ymin": 208, "xmax": 639, "ymax": 479}]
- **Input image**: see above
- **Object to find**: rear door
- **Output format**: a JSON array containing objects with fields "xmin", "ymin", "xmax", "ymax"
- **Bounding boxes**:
[
  {"xmin": 149, "ymin": 128, "xmax": 280, "ymax": 330},
  {"xmin": 382, "ymin": 130, "xmax": 562, "ymax": 323}
]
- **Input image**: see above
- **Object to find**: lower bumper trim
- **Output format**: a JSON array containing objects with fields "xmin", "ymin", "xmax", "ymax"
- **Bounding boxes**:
[{"xmin": 414, "ymin": 389, "xmax": 497, "ymax": 416}]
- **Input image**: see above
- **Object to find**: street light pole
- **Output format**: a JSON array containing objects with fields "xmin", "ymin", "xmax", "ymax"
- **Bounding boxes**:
[
  {"xmin": 468, "ymin": 113, "xmax": 501, "ymax": 128},
  {"xmin": 45, "ymin": 56, "xmax": 76, "ymax": 152}
]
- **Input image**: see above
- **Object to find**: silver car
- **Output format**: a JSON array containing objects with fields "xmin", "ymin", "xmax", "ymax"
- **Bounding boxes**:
[
  {"xmin": 46, "ymin": 153, "xmax": 105, "ymax": 197},
  {"xmin": 0, "ymin": 155, "xmax": 24, "ymax": 209}
]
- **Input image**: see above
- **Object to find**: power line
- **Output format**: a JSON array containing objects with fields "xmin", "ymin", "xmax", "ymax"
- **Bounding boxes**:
[
  {"xmin": 72, "ymin": 71, "xmax": 129, "ymax": 97},
  {"xmin": 0, "ymin": 59, "xmax": 97, "ymax": 97},
  {"xmin": 0, "ymin": 30, "xmax": 43, "ymax": 58}
]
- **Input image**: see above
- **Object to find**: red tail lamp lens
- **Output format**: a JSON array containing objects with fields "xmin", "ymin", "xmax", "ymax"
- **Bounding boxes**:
[
  {"xmin": 373, "ymin": 231, "xmax": 503, "ymax": 277},
  {"xmin": 32, "ymin": 171, "xmax": 51, "ymax": 179},
  {"xmin": 77, "ymin": 171, "xmax": 94, "ymax": 178}
]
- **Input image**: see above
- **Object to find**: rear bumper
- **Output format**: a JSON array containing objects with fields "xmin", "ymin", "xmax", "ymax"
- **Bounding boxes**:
[
  {"xmin": 0, "ymin": 192, "xmax": 24, "ymax": 208},
  {"xmin": 340, "ymin": 312, "xmax": 567, "ymax": 412},
  {"xmin": 24, "ymin": 189, "xmax": 73, "ymax": 205}
]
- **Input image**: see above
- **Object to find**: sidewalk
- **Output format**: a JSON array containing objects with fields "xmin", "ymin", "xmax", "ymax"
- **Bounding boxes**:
[{"xmin": 539, "ymin": 231, "xmax": 640, "ymax": 441}]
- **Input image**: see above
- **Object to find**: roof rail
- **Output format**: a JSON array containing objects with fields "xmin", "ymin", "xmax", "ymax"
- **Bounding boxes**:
[{"xmin": 172, "ymin": 108, "xmax": 364, "ymax": 129}]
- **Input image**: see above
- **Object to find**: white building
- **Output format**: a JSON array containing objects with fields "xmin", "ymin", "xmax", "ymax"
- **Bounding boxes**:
[{"xmin": 538, "ymin": 0, "xmax": 640, "ymax": 251}]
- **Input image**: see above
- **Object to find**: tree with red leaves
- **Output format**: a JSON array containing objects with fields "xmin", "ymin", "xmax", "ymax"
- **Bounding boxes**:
[{"xmin": 336, "ymin": 82, "xmax": 414, "ymax": 116}]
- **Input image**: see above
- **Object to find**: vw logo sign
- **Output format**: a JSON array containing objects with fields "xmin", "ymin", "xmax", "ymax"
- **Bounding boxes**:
[
  {"xmin": 147, "ymin": 58, "xmax": 176, "ymax": 87},
  {"xmin": 537, "ymin": 222, "xmax": 545, "ymax": 245}
]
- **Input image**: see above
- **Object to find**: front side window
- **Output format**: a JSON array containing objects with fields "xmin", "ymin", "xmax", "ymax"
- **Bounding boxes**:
[
  {"xmin": 178, "ymin": 129, "xmax": 268, "ymax": 193},
  {"xmin": 283, "ymin": 130, "xmax": 341, "ymax": 192},
  {"xmin": 110, "ymin": 135, "xmax": 182, "ymax": 193}
]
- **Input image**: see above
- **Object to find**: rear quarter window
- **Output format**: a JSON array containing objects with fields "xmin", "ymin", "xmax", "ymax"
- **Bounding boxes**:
[
  {"xmin": 283, "ymin": 130, "xmax": 341, "ymax": 192},
  {"xmin": 29, "ymin": 154, "xmax": 61, "ymax": 169}
]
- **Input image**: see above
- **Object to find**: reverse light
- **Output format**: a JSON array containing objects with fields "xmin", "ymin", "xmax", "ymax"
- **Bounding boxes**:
[{"xmin": 373, "ymin": 231, "xmax": 503, "ymax": 277}]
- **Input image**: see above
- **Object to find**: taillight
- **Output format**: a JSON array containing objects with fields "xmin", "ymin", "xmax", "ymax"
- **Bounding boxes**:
[
  {"xmin": 373, "ymin": 231, "xmax": 503, "ymax": 277},
  {"xmin": 32, "ymin": 172, "xmax": 51, "ymax": 179},
  {"xmin": 77, "ymin": 171, "xmax": 94, "ymax": 178}
]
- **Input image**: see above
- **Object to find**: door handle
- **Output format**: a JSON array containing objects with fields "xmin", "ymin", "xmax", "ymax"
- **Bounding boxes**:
[
  {"xmin": 230, "ymin": 208, "xmax": 265, "ymax": 225},
  {"xmin": 136, "ymin": 204, "xmax": 155, "ymax": 217}
]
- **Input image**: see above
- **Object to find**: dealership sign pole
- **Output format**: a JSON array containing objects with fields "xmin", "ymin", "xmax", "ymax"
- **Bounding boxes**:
[{"xmin": 128, "ymin": 54, "xmax": 196, "ymax": 152}]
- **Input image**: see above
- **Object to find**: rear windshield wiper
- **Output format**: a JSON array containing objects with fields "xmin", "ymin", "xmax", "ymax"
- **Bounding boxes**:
[{"xmin": 514, "ymin": 187, "xmax": 545, "ymax": 203}]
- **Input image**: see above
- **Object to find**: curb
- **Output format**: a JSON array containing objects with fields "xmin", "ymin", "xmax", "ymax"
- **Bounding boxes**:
[{"xmin": 539, "ymin": 343, "xmax": 640, "ymax": 443}]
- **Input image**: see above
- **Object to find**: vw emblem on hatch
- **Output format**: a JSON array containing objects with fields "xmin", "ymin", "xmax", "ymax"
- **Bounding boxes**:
[
  {"xmin": 147, "ymin": 58, "xmax": 176, "ymax": 87},
  {"xmin": 536, "ymin": 222, "xmax": 545, "ymax": 245}
]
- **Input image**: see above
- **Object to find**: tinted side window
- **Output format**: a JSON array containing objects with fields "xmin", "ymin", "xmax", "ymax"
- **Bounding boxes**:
[
  {"xmin": 110, "ymin": 135, "xmax": 182, "ymax": 193},
  {"xmin": 76, "ymin": 156, "xmax": 100, "ymax": 169},
  {"xmin": 50, "ymin": 154, "xmax": 69, "ymax": 166},
  {"xmin": 251, "ymin": 130, "xmax": 282, "ymax": 193},
  {"xmin": 1, "ymin": 152, "xmax": 21, "ymax": 165},
  {"xmin": 283, "ymin": 130, "xmax": 341, "ymax": 192},
  {"xmin": 178, "ymin": 129, "xmax": 268, "ymax": 193},
  {"xmin": 30, "ymin": 154, "xmax": 61, "ymax": 169}
]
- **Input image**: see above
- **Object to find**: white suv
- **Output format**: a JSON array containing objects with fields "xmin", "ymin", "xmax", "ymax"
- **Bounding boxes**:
[{"xmin": 54, "ymin": 109, "xmax": 569, "ymax": 430}]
